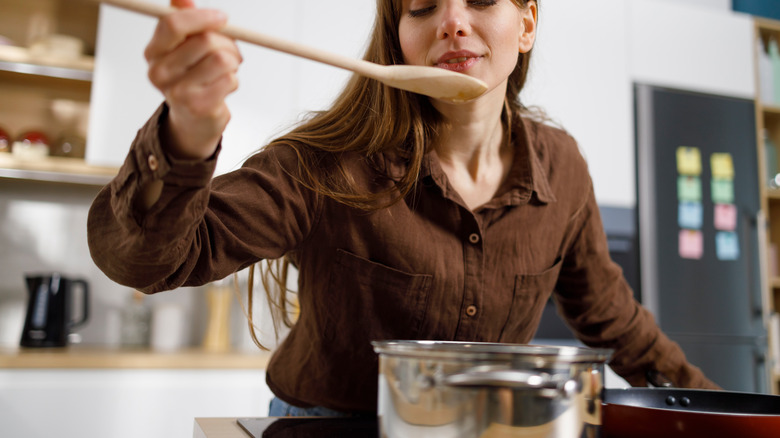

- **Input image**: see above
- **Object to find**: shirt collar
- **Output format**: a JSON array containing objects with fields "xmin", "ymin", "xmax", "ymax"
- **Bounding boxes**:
[{"xmin": 420, "ymin": 116, "xmax": 557, "ymax": 207}]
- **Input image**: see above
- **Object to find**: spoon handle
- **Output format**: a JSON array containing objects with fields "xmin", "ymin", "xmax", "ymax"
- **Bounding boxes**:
[{"xmin": 97, "ymin": 0, "xmax": 381, "ymax": 78}]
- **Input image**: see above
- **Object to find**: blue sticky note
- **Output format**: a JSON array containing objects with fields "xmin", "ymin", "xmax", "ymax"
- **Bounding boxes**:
[
  {"xmin": 678, "ymin": 176, "xmax": 702, "ymax": 202},
  {"xmin": 712, "ymin": 178, "xmax": 735, "ymax": 204},
  {"xmin": 716, "ymin": 231, "xmax": 740, "ymax": 261},
  {"xmin": 678, "ymin": 202, "xmax": 703, "ymax": 229}
]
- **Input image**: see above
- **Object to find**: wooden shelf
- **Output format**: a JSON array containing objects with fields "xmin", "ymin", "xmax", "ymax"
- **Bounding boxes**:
[
  {"xmin": 0, "ymin": 45, "xmax": 93, "ymax": 82},
  {"xmin": 0, "ymin": 153, "xmax": 117, "ymax": 186},
  {"xmin": 766, "ymin": 189, "xmax": 780, "ymax": 200},
  {"xmin": 0, "ymin": 346, "xmax": 271, "ymax": 370}
]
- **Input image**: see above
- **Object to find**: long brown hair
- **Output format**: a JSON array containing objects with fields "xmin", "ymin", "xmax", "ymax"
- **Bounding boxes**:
[{"xmin": 245, "ymin": 0, "xmax": 539, "ymax": 349}]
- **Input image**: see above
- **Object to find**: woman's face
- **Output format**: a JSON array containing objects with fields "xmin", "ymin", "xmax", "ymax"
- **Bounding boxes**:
[{"xmin": 397, "ymin": 0, "xmax": 536, "ymax": 98}]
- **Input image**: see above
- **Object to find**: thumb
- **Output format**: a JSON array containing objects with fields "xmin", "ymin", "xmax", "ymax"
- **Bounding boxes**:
[{"xmin": 171, "ymin": 0, "xmax": 196, "ymax": 8}]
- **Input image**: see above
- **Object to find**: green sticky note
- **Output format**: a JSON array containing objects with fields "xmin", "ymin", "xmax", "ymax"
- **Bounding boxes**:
[
  {"xmin": 711, "ymin": 178, "xmax": 734, "ymax": 204},
  {"xmin": 678, "ymin": 176, "xmax": 702, "ymax": 202}
]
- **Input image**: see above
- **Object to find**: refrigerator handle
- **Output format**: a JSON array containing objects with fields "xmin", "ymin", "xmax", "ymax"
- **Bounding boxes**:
[
  {"xmin": 746, "ymin": 210, "xmax": 765, "ymax": 319},
  {"xmin": 753, "ymin": 345, "xmax": 769, "ymax": 394}
]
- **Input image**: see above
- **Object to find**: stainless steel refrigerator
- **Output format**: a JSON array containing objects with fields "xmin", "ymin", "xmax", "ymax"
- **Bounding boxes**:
[{"xmin": 635, "ymin": 84, "xmax": 770, "ymax": 393}]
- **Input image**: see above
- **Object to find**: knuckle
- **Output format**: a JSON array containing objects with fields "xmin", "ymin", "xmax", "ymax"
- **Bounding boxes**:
[
  {"xmin": 147, "ymin": 65, "xmax": 169, "ymax": 88},
  {"xmin": 160, "ymin": 14, "xmax": 180, "ymax": 33},
  {"xmin": 211, "ymin": 51, "xmax": 234, "ymax": 69}
]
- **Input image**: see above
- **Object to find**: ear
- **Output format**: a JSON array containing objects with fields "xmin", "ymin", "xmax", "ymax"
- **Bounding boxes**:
[{"xmin": 518, "ymin": 1, "xmax": 537, "ymax": 54}]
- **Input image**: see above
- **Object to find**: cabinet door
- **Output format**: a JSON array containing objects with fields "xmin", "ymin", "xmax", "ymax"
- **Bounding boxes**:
[
  {"xmin": 0, "ymin": 369, "xmax": 272, "ymax": 438},
  {"xmin": 86, "ymin": 0, "xmax": 373, "ymax": 174}
]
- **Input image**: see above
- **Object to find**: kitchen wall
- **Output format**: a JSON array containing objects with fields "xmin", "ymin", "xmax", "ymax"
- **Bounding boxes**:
[
  {"xmin": 0, "ymin": 0, "xmax": 759, "ymax": 351},
  {"xmin": 0, "ymin": 1, "xmax": 761, "ymax": 435}
]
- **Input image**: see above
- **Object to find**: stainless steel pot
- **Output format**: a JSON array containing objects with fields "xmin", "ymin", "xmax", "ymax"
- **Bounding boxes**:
[{"xmin": 372, "ymin": 341, "xmax": 612, "ymax": 438}]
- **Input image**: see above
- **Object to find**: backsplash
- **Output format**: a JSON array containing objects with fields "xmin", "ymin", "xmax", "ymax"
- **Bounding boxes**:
[{"xmin": 0, "ymin": 179, "xmax": 207, "ymax": 348}]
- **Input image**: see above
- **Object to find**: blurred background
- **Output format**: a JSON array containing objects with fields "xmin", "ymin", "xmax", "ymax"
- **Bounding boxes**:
[{"xmin": 1, "ymin": 0, "xmax": 779, "ymax": 437}]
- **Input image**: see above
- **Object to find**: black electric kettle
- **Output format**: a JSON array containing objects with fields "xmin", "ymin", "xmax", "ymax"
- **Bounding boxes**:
[{"xmin": 20, "ymin": 273, "xmax": 89, "ymax": 348}]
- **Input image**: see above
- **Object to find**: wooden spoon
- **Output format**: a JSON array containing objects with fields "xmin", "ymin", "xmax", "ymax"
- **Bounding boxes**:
[{"xmin": 96, "ymin": 0, "xmax": 489, "ymax": 102}]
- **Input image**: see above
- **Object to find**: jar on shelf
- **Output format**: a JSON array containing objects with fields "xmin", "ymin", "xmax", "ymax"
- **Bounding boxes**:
[
  {"xmin": 50, "ymin": 99, "xmax": 88, "ymax": 159},
  {"xmin": 120, "ymin": 290, "xmax": 151, "ymax": 348},
  {"xmin": 12, "ymin": 131, "xmax": 50, "ymax": 159},
  {"xmin": 0, "ymin": 126, "xmax": 10, "ymax": 153},
  {"xmin": 765, "ymin": 130, "xmax": 779, "ymax": 189}
]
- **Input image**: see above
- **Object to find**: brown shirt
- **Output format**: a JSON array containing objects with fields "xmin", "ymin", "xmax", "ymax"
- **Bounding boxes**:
[{"xmin": 88, "ymin": 104, "xmax": 717, "ymax": 413}]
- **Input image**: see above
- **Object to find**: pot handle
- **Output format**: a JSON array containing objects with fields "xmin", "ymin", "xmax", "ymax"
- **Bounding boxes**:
[{"xmin": 443, "ymin": 368, "xmax": 578, "ymax": 398}]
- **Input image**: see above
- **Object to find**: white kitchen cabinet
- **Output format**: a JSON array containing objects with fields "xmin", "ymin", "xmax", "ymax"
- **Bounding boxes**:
[{"xmin": 0, "ymin": 369, "xmax": 272, "ymax": 438}]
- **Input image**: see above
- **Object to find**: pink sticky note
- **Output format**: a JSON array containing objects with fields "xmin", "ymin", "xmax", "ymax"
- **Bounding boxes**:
[
  {"xmin": 679, "ymin": 230, "xmax": 703, "ymax": 260},
  {"xmin": 714, "ymin": 204, "xmax": 737, "ymax": 231}
]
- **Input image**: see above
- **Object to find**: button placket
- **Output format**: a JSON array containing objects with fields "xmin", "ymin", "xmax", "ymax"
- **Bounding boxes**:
[{"xmin": 454, "ymin": 224, "xmax": 484, "ymax": 340}]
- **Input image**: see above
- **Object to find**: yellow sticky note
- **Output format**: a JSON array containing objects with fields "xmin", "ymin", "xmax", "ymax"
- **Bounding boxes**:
[
  {"xmin": 676, "ymin": 147, "xmax": 702, "ymax": 176},
  {"xmin": 711, "ymin": 153, "xmax": 734, "ymax": 180}
]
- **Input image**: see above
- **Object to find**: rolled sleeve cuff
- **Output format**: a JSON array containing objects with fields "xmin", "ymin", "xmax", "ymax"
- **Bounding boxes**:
[{"xmin": 129, "ymin": 103, "xmax": 219, "ymax": 188}]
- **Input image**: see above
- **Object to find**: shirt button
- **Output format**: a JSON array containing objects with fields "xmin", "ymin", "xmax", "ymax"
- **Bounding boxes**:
[
  {"xmin": 466, "ymin": 305, "xmax": 478, "ymax": 317},
  {"xmin": 468, "ymin": 233, "xmax": 480, "ymax": 244},
  {"xmin": 148, "ymin": 154, "xmax": 159, "ymax": 171}
]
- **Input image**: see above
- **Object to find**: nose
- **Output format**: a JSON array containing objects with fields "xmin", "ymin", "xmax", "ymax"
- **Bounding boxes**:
[{"xmin": 437, "ymin": 3, "xmax": 471, "ymax": 39}]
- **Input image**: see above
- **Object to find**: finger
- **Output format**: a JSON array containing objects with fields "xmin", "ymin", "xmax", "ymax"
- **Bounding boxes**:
[
  {"xmin": 166, "ymin": 56, "xmax": 239, "ymax": 114},
  {"xmin": 144, "ymin": 8, "xmax": 227, "ymax": 61},
  {"xmin": 171, "ymin": 0, "xmax": 195, "ymax": 8},
  {"xmin": 166, "ymin": 81, "xmax": 235, "ymax": 132},
  {"xmin": 148, "ymin": 32, "xmax": 240, "ymax": 90}
]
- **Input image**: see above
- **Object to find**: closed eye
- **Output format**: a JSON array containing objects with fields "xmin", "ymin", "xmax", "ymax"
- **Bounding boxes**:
[
  {"xmin": 409, "ymin": 0, "xmax": 498, "ymax": 18},
  {"xmin": 408, "ymin": 5, "xmax": 435, "ymax": 18},
  {"xmin": 468, "ymin": 0, "xmax": 498, "ymax": 7}
]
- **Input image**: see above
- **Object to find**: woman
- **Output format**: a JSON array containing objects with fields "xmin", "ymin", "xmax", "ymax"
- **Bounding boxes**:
[{"xmin": 87, "ymin": 0, "xmax": 718, "ymax": 416}]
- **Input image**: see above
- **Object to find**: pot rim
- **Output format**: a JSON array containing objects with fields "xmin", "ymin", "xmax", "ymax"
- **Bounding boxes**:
[{"xmin": 372, "ymin": 340, "xmax": 612, "ymax": 364}]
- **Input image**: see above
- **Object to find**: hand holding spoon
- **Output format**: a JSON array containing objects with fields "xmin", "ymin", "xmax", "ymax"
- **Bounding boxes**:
[{"xmin": 96, "ymin": 0, "xmax": 489, "ymax": 102}]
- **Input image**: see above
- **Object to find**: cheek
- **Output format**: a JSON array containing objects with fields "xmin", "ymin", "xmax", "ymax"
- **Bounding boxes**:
[{"xmin": 398, "ymin": 22, "xmax": 424, "ymax": 64}]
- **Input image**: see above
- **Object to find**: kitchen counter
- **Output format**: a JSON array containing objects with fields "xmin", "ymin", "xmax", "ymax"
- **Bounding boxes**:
[
  {"xmin": 194, "ymin": 417, "xmax": 380, "ymax": 438},
  {"xmin": 194, "ymin": 418, "xmax": 250, "ymax": 438},
  {"xmin": 195, "ymin": 417, "xmax": 630, "ymax": 438},
  {"xmin": 0, "ymin": 346, "xmax": 271, "ymax": 369}
]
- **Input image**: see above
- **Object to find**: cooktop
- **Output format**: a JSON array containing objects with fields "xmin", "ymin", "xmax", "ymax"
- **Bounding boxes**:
[{"xmin": 237, "ymin": 417, "xmax": 379, "ymax": 438}]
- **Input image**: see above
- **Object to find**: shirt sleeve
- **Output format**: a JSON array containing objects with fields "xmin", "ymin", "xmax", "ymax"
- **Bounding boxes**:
[
  {"xmin": 87, "ymin": 103, "xmax": 320, "ymax": 293},
  {"xmin": 553, "ymin": 182, "xmax": 719, "ymax": 390}
]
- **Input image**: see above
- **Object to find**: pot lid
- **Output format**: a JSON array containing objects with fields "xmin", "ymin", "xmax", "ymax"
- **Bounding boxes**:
[{"xmin": 372, "ymin": 340, "xmax": 612, "ymax": 364}]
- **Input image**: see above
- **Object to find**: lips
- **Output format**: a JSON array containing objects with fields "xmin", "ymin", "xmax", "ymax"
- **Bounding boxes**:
[{"xmin": 435, "ymin": 50, "xmax": 481, "ymax": 72}]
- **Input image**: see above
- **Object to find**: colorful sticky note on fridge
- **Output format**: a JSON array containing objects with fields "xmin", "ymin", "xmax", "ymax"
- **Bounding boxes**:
[
  {"xmin": 676, "ymin": 147, "xmax": 702, "ymax": 176},
  {"xmin": 679, "ymin": 230, "xmax": 703, "ymax": 260},
  {"xmin": 678, "ymin": 176, "xmax": 702, "ymax": 202},
  {"xmin": 711, "ymin": 178, "xmax": 734, "ymax": 204},
  {"xmin": 678, "ymin": 202, "xmax": 703, "ymax": 229},
  {"xmin": 716, "ymin": 231, "xmax": 740, "ymax": 261},
  {"xmin": 711, "ymin": 153, "xmax": 735, "ymax": 180},
  {"xmin": 714, "ymin": 203, "xmax": 737, "ymax": 231}
]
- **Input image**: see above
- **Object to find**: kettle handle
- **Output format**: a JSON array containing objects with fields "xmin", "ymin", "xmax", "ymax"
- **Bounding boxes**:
[{"xmin": 69, "ymin": 279, "xmax": 90, "ymax": 329}]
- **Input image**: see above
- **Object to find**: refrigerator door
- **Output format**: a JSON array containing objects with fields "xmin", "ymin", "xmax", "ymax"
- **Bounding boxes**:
[
  {"xmin": 636, "ymin": 84, "xmax": 765, "ymax": 338},
  {"xmin": 668, "ymin": 334, "xmax": 768, "ymax": 393}
]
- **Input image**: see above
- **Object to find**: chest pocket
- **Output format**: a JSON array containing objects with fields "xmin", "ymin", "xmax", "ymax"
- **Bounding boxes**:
[
  {"xmin": 318, "ymin": 249, "xmax": 433, "ymax": 343},
  {"xmin": 498, "ymin": 257, "xmax": 563, "ymax": 343}
]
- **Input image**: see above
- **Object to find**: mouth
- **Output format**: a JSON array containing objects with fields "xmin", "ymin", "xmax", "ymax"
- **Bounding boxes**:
[{"xmin": 435, "ymin": 51, "xmax": 481, "ymax": 72}]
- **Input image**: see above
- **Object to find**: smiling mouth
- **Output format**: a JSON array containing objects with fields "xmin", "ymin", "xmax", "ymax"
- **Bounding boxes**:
[
  {"xmin": 435, "ymin": 56, "xmax": 480, "ymax": 73},
  {"xmin": 446, "ymin": 57, "xmax": 469, "ymax": 64}
]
